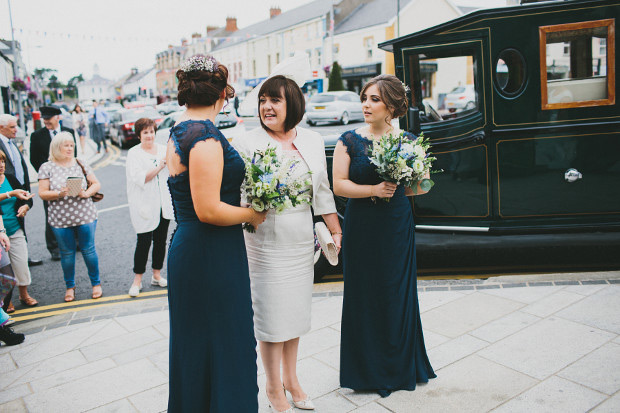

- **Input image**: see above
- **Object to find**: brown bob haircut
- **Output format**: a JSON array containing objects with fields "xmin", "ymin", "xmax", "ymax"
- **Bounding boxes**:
[
  {"xmin": 258, "ymin": 75, "xmax": 305, "ymax": 133},
  {"xmin": 360, "ymin": 74, "xmax": 408, "ymax": 121},
  {"xmin": 134, "ymin": 117, "xmax": 157, "ymax": 138},
  {"xmin": 0, "ymin": 149, "xmax": 6, "ymax": 163}
]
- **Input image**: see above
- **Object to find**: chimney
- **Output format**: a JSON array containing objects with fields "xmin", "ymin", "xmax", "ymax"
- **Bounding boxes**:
[
  {"xmin": 206, "ymin": 25, "xmax": 219, "ymax": 34},
  {"xmin": 226, "ymin": 17, "xmax": 238, "ymax": 32},
  {"xmin": 191, "ymin": 32, "xmax": 202, "ymax": 39},
  {"xmin": 270, "ymin": 7, "xmax": 281, "ymax": 19}
]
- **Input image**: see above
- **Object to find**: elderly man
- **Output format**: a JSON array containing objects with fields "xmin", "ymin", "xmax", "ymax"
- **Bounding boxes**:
[
  {"xmin": 0, "ymin": 114, "xmax": 39, "ymax": 308},
  {"xmin": 30, "ymin": 106, "xmax": 77, "ymax": 261},
  {"xmin": 90, "ymin": 100, "xmax": 109, "ymax": 153}
]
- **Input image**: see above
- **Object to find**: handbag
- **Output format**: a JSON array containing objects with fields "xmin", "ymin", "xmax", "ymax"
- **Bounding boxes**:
[
  {"xmin": 0, "ymin": 272, "xmax": 16, "ymax": 304},
  {"xmin": 314, "ymin": 222, "xmax": 339, "ymax": 266},
  {"xmin": 76, "ymin": 159, "xmax": 104, "ymax": 202}
]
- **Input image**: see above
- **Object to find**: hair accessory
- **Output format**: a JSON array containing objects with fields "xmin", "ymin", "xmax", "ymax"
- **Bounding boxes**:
[
  {"xmin": 401, "ymin": 81, "xmax": 411, "ymax": 93},
  {"xmin": 180, "ymin": 54, "xmax": 218, "ymax": 73}
]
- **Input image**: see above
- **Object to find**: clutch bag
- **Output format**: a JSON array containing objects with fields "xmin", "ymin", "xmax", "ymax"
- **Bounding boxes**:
[{"xmin": 314, "ymin": 222, "xmax": 339, "ymax": 266}]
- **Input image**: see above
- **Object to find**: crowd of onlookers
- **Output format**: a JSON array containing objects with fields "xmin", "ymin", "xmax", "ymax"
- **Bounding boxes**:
[{"xmin": 0, "ymin": 102, "xmax": 171, "ymax": 346}]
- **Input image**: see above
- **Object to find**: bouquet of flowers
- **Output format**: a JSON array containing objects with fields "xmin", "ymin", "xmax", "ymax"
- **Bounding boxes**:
[
  {"xmin": 241, "ymin": 145, "xmax": 312, "ymax": 232},
  {"xmin": 369, "ymin": 131, "xmax": 436, "ymax": 202}
]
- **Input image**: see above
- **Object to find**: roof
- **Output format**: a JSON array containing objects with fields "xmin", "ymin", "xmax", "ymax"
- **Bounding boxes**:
[
  {"xmin": 379, "ymin": 0, "xmax": 603, "ymax": 52},
  {"xmin": 78, "ymin": 74, "xmax": 113, "ymax": 86},
  {"xmin": 213, "ymin": 0, "xmax": 333, "ymax": 51},
  {"xmin": 335, "ymin": 0, "xmax": 413, "ymax": 34}
]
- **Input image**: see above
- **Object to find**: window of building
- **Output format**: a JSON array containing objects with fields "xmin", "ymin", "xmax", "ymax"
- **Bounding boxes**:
[
  {"xmin": 315, "ymin": 48, "xmax": 322, "ymax": 67},
  {"xmin": 364, "ymin": 37, "xmax": 374, "ymax": 59},
  {"xmin": 539, "ymin": 19, "xmax": 615, "ymax": 109},
  {"xmin": 276, "ymin": 53, "xmax": 280, "ymax": 65},
  {"xmin": 600, "ymin": 38, "xmax": 607, "ymax": 55},
  {"xmin": 267, "ymin": 55, "xmax": 272, "ymax": 74},
  {"xmin": 252, "ymin": 60, "xmax": 256, "ymax": 77}
]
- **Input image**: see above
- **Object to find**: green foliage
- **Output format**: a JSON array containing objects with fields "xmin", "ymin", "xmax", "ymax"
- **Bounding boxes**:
[
  {"xmin": 328, "ymin": 61, "xmax": 345, "ymax": 91},
  {"xmin": 33, "ymin": 68, "xmax": 57, "ymax": 83}
]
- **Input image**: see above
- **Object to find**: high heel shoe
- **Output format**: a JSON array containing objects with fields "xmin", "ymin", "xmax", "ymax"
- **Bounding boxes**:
[
  {"xmin": 268, "ymin": 387, "xmax": 294, "ymax": 413},
  {"xmin": 284, "ymin": 386, "xmax": 315, "ymax": 410}
]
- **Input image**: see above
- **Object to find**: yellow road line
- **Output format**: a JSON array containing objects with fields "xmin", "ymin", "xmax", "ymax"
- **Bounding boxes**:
[
  {"xmin": 92, "ymin": 145, "xmax": 121, "ymax": 170},
  {"xmin": 11, "ymin": 295, "xmax": 167, "ymax": 322},
  {"xmin": 11, "ymin": 290, "xmax": 167, "ymax": 315}
]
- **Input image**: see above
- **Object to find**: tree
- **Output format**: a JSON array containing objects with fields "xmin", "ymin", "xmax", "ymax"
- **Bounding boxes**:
[
  {"xmin": 48, "ymin": 75, "xmax": 62, "ymax": 90},
  {"xmin": 328, "ymin": 61, "xmax": 345, "ymax": 91},
  {"xmin": 33, "ymin": 67, "xmax": 57, "ymax": 83},
  {"xmin": 65, "ymin": 74, "xmax": 84, "ymax": 99}
]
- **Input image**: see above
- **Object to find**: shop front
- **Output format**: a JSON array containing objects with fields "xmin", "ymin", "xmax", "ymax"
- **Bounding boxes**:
[{"xmin": 341, "ymin": 63, "xmax": 382, "ymax": 93}]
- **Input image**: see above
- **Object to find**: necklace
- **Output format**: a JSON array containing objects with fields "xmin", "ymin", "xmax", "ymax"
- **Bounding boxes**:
[{"xmin": 364, "ymin": 125, "xmax": 394, "ymax": 140}]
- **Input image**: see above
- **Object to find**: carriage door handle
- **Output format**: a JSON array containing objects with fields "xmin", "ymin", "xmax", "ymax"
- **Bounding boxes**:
[{"xmin": 564, "ymin": 168, "xmax": 583, "ymax": 183}]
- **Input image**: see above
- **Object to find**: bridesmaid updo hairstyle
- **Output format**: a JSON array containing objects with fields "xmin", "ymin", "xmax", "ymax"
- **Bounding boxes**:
[
  {"xmin": 134, "ymin": 117, "xmax": 157, "ymax": 139},
  {"xmin": 176, "ymin": 54, "xmax": 234, "ymax": 107},
  {"xmin": 360, "ymin": 74, "xmax": 409, "ymax": 120},
  {"xmin": 258, "ymin": 75, "xmax": 305, "ymax": 133}
]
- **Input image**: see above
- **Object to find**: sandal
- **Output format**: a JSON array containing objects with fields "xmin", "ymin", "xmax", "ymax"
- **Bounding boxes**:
[
  {"xmin": 19, "ymin": 296, "xmax": 39, "ymax": 307},
  {"xmin": 64, "ymin": 288, "xmax": 76, "ymax": 302},
  {"xmin": 92, "ymin": 285, "xmax": 103, "ymax": 299}
]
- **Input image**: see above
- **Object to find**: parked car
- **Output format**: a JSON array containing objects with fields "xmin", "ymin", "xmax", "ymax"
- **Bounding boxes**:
[
  {"xmin": 305, "ymin": 91, "xmax": 364, "ymax": 126},
  {"xmin": 444, "ymin": 85, "xmax": 477, "ymax": 112},
  {"xmin": 156, "ymin": 100, "xmax": 182, "ymax": 115},
  {"xmin": 109, "ymin": 107, "xmax": 163, "ymax": 148},
  {"xmin": 154, "ymin": 110, "xmax": 246, "ymax": 145}
]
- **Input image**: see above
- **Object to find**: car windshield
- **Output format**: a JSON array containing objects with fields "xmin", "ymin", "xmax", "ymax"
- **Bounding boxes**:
[
  {"xmin": 310, "ymin": 95, "xmax": 336, "ymax": 103},
  {"xmin": 122, "ymin": 108, "xmax": 161, "ymax": 122},
  {"xmin": 449, "ymin": 87, "xmax": 466, "ymax": 94}
]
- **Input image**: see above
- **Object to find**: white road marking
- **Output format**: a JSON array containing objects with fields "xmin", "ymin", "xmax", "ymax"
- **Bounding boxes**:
[{"xmin": 98, "ymin": 203, "xmax": 129, "ymax": 213}]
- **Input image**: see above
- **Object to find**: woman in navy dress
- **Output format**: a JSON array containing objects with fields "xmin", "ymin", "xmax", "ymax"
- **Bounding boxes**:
[
  {"xmin": 166, "ymin": 55, "xmax": 267, "ymax": 412},
  {"xmin": 333, "ymin": 75, "xmax": 436, "ymax": 398}
]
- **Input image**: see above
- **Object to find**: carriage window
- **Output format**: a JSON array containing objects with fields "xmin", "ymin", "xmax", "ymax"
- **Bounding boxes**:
[
  {"xmin": 539, "ymin": 19, "xmax": 615, "ymax": 109},
  {"xmin": 495, "ymin": 48, "xmax": 526, "ymax": 97},
  {"xmin": 409, "ymin": 51, "xmax": 478, "ymax": 123}
]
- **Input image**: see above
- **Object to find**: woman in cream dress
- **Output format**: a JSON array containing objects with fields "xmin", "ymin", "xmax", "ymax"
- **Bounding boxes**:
[{"xmin": 234, "ymin": 76, "xmax": 342, "ymax": 413}]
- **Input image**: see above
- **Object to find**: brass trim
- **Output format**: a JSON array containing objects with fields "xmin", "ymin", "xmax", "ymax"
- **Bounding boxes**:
[{"xmin": 496, "ymin": 131, "xmax": 620, "ymax": 218}]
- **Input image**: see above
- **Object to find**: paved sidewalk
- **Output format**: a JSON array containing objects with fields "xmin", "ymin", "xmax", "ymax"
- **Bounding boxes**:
[{"xmin": 1, "ymin": 271, "xmax": 619, "ymax": 412}]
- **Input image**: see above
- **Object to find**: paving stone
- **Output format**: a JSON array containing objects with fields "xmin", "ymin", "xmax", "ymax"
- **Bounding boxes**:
[
  {"xmin": 128, "ymin": 383, "xmax": 168, "ymax": 412},
  {"xmin": 111, "ymin": 338, "xmax": 168, "ymax": 365},
  {"xmin": 476, "ymin": 285, "xmax": 501, "ymax": 290},
  {"xmin": 114, "ymin": 311, "xmax": 169, "ymax": 333},
  {"xmin": 558, "ymin": 342, "xmax": 620, "ymax": 395},
  {"xmin": 492, "ymin": 376, "xmax": 607, "ymax": 413},
  {"xmin": 296, "ymin": 356, "xmax": 341, "ymax": 399},
  {"xmin": 556, "ymin": 286, "xmax": 620, "ymax": 334},
  {"xmin": 427, "ymin": 334, "xmax": 488, "ymax": 370},
  {"xmin": 0, "ymin": 364, "xmax": 36, "ymax": 390},
  {"xmin": 312, "ymin": 344, "xmax": 340, "ymax": 371},
  {"xmin": 450, "ymin": 285, "xmax": 474, "ymax": 291},
  {"xmin": 153, "ymin": 320, "xmax": 169, "ymax": 338},
  {"xmin": 330, "ymin": 322, "xmax": 341, "ymax": 332},
  {"xmin": 0, "ymin": 383, "xmax": 31, "ymax": 404},
  {"xmin": 23, "ymin": 359, "xmax": 167, "ymax": 412},
  {"xmin": 470, "ymin": 311, "xmax": 541, "ymax": 343},
  {"xmin": 312, "ymin": 390, "xmax": 357, "ymax": 412},
  {"xmin": 337, "ymin": 388, "xmax": 380, "ymax": 406},
  {"xmin": 418, "ymin": 291, "xmax": 467, "ymax": 313},
  {"xmin": 79, "ymin": 320, "xmax": 128, "ymax": 347},
  {"xmin": 520, "ymin": 290, "xmax": 585, "ymax": 318},
  {"xmin": 80, "ymin": 327, "xmax": 163, "ymax": 362},
  {"xmin": 379, "ymin": 355, "xmax": 536, "ymax": 413},
  {"xmin": 0, "ymin": 398, "xmax": 28, "ymax": 413},
  {"xmin": 421, "ymin": 292, "xmax": 523, "ymax": 338},
  {"xmin": 479, "ymin": 317, "xmax": 614, "ymax": 380},
  {"xmin": 563, "ymin": 283, "xmax": 608, "ymax": 296},
  {"xmin": 478, "ymin": 285, "xmax": 558, "ymax": 304},
  {"xmin": 554, "ymin": 280, "xmax": 580, "ymax": 286},
  {"xmin": 528, "ymin": 281, "xmax": 553, "ymax": 287},
  {"xmin": 18, "ymin": 326, "xmax": 45, "ymax": 335},
  {"xmin": 30, "ymin": 358, "xmax": 117, "ymax": 392},
  {"xmin": 148, "ymin": 350, "xmax": 169, "ymax": 375},
  {"xmin": 69, "ymin": 317, "xmax": 93, "ymax": 325},
  {"xmin": 0, "ymin": 353, "xmax": 16, "ymax": 374},
  {"xmin": 502, "ymin": 283, "xmax": 527, "ymax": 288},
  {"xmin": 591, "ymin": 393, "xmax": 620, "ymax": 413},
  {"xmin": 421, "ymin": 329, "xmax": 450, "ymax": 350},
  {"xmin": 86, "ymin": 398, "xmax": 137, "ymax": 412},
  {"xmin": 310, "ymin": 296, "xmax": 344, "ymax": 332},
  {"xmin": 581, "ymin": 280, "xmax": 609, "ymax": 285},
  {"xmin": 353, "ymin": 401, "xmax": 392, "ymax": 412},
  {"xmin": 8, "ymin": 350, "xmax": 87, "ymax": 388},
  {"xmin": 298, "ymin": 326, "xmax": 341, "ymax": 359}
]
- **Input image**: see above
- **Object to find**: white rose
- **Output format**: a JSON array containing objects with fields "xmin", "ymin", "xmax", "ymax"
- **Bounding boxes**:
[
  {"xmin": 251, "ymin": 199, "xmax": 265, "ymax": 211},
  {"xmin": 414, "ymin": 145, "xmax": 426, "ymax": 158},
  {"xmin": 414, "ymin": 159, "xmax": 425, "ymax": 174}
]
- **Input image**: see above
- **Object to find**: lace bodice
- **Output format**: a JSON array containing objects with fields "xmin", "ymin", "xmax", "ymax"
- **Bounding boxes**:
[{"xmin": 168, "ymin": 120, "xmax": 245, "ymax": 224}]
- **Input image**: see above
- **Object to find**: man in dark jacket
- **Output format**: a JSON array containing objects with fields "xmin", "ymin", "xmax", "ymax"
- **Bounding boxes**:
[{"xmin": 29, "ymin": 106, "xmax": 77, "ymax": 260}]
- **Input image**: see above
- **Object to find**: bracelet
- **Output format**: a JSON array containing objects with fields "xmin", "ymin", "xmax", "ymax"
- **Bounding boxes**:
[
  {"xmin": 330, "ymin": 231, "xmax": 342, "ymax": 235},
  {"xmin": 4, "ymin": 192, "xmax": 10, "ymax": 199},
  {"xmin": 0, "ymin": 228, "xmax": 5, "ymax": 233}
]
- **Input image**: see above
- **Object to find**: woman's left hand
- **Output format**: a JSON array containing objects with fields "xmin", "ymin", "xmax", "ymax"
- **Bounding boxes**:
[
  {"xmin": 16, "ymin": 205, "xmax": 30, "ymax": 218},
  {"xmin": 332, "ymin": 233, "xmax": 342, "ymax": 252}
]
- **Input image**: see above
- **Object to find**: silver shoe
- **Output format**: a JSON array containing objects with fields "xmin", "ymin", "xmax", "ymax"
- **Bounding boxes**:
[
  {"xmin": 268, "ymin": 403, "xmax": 294, "ymax": 413},
  {"xmin": 292, "ymin": 397, "xmax": 315, "ymax": 410}
]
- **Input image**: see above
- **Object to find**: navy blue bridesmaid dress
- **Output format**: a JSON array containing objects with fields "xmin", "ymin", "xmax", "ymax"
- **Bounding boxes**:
[
  {"xmin": 338, "ymin": 130, "xmax": 436, "ymax": 398},
  {"xmin": 167, "ymin": 120, "xmax": 258, "ymax": 412}
]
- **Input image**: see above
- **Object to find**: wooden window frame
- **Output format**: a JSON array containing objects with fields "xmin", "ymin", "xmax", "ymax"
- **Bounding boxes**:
[{"xmin": 539, "ymin": 18, "xmax": 615, "ymax": 110}]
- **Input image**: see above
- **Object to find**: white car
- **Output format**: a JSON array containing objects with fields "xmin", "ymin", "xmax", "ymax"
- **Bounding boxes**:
[
  {"xmin": 305, "ymin": 91, "xmax": 364, "ymax": 126},
  {"xmin": 155, "ymin": 110, "xmax": 246, "ymax": 145},
  {"xmin": 444, "ymin": 85, "xmax": 477, "ymax": 112}
]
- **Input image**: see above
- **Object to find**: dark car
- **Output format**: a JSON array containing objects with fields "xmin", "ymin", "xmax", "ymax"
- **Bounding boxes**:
[
  {"xmin": 316, "ymin": 0, "xmax": 620, "ymax": 279},
  {"xmin": 109, "ymin": 107, "xmax": 163, "ymax": 148}
]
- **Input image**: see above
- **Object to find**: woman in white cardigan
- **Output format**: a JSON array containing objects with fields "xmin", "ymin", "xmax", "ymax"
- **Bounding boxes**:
[
  {"xmin": 126, "ymin": 118, "xmax": 174, "ymax": 297},
  {"xmin": 234, "ymin": 76, "xmax": 342, "ymax": 413}
]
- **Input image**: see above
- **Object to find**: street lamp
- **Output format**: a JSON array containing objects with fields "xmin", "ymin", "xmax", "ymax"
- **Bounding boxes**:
[{"xmin": 7, "ymin": 0, "xmax": 25, "ymax": 129}]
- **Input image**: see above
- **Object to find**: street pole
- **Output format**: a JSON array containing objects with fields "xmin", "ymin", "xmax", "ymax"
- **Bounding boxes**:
[
  {"xmin": 397, "ymin": 0, "xmax": 400, "ymax": 37},
  {"xmin": 7, "ymin": 0, "xmax": 25, "ymax": 130}
]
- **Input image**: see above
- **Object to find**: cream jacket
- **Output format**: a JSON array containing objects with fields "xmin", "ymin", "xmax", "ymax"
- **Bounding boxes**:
[
  {"xmin": 233, "ymin": 127, "xmax": 337, "ymax": 216},
  {"xmin": 126, "ymin": 143, "xmax": 174, "ymax": 234}
]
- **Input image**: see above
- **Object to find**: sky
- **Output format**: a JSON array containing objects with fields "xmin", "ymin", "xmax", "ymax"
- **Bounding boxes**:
[{"xmin": 0, "ymin": 0, "xmax": 508, "ymax": 83}]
